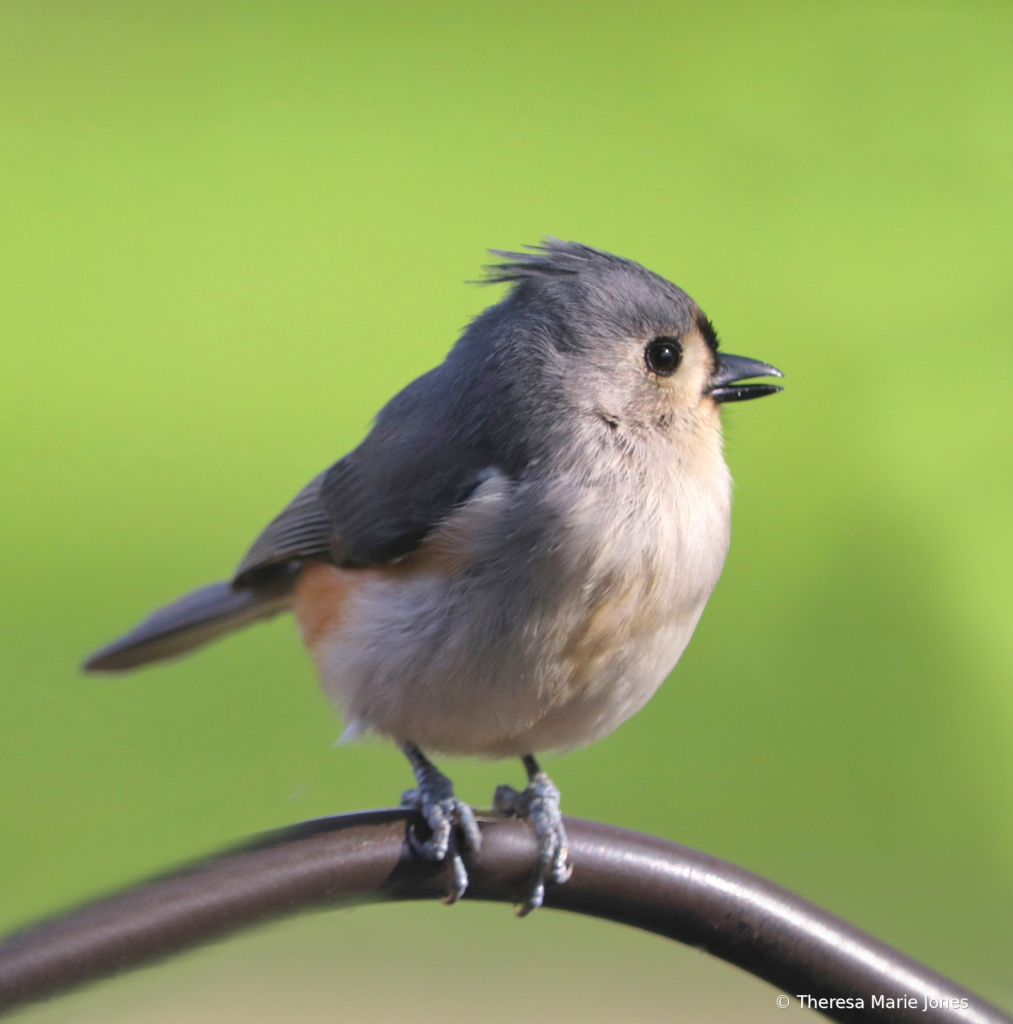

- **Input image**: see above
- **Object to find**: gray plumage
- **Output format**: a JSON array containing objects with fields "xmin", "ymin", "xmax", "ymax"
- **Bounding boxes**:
[
  {"xmin": 84, "ymin": 240, "xmax": 780, "ymax": 762},
  {"xmin": 251, "ymin": 239, "xmax": 706, "ymax": 577},
  {"xmin": 83, "ymin": 571, "xmax": 296, "ymax": 672}
]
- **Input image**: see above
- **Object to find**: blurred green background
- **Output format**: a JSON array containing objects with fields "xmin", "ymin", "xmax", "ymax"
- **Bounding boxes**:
[{"xmin": 2, "ymin": 0, "xmax": 1011, "ymax": 1019}]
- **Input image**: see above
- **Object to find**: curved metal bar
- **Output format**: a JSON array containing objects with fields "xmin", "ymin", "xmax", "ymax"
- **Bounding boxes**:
[{"xmin": 0, "ymin": 810, "xmax": 1006, "ymax": 1023}]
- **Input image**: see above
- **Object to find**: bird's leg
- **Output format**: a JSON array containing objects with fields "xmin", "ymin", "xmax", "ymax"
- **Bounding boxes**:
[
  {"xmin": 399, "ymin": 741, "xmax": 481, "ymax": 904},
  {"xmin": 494, "ymin": 754, "xmax": 572, "ymax": 916}
]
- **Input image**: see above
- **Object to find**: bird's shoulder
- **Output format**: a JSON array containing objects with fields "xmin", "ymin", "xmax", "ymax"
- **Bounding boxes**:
[{"xmin": 232, "ymin": 362, "xmax": 530, "ymax": 585}]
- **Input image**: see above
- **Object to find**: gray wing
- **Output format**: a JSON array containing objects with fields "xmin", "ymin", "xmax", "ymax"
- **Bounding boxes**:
[
  {"xmin": 233, "ymin": 452, "xmax": 491, "ymax": 585},
  {"xmin": 232, "ymin": 473, "xmax": 336, "ymax": 584},
  {"xmin": 318, "ymin": 439, "xmax": 493, "ymax": 566},
  {"xmin": 233, "ymin": 365, "xmax": 527, "ymax": 583}
]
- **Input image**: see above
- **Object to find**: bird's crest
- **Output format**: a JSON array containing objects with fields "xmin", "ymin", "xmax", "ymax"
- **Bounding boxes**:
[{"xmin": 480, "ymin": 239, "xmax": 635, "ymax": 285}]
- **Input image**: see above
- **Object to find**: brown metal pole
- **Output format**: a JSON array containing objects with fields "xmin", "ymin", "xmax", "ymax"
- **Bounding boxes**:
[{"xmin": 0, "ymin": 810, "xmax": 1007, "ymax": 1024}]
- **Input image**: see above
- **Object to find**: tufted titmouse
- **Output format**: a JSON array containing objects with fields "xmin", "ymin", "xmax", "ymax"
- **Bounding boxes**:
[{"xmin": 85, "ymin": 241, "xmax": 782, "ymax": 913}]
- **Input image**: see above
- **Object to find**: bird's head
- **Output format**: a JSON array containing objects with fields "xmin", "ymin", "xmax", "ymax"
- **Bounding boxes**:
[{"xmin": 478, "ymin": 240, "xmax": 782, "ymax": 453}]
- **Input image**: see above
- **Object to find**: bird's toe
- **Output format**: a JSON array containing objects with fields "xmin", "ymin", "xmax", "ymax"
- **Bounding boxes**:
[
  {"xmin": 494, "ymin": 772, "xmax": 571, "ymax": 915},
  {"xmin": 401, "ymin": 785, "xmax": 480, "ymax": 903}
]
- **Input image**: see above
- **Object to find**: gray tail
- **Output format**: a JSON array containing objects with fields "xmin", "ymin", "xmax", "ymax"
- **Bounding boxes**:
[{"xmin": 83, "ymin": 568, "xmax": 298, "ymax": 673}]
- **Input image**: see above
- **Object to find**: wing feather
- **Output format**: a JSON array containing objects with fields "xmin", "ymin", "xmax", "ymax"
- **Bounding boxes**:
[
  {"xmin": 233, "ymin": 364, "xmax": 525, "ymax": 580},
  {"xmin": 233, "ymin": 473, "xmax": 334, "ymax": 584}
]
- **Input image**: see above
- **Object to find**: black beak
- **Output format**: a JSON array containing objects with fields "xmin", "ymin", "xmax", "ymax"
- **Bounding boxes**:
[{"xmin": 709, "ymin": 353, "xmax": 784, "ymax": 404}]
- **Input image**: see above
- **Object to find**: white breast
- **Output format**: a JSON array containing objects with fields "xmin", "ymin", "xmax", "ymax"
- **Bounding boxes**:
[
  {"xmin": 308, "ymin": 427, "xmax": 732, "ymax": 757},
  {"xmin": 518, "ymin": 426, "xmax": 732, "ymax": 751}
]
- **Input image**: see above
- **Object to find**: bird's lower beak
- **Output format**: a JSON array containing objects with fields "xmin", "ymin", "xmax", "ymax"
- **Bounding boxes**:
[{"xmin": 708, "ymin": 353, "xmax": 784, "ymax": 403}]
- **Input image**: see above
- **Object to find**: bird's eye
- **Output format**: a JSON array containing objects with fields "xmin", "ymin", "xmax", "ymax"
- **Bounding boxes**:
[{"xmin": 645, "ymin": 337, "xmax": 682, "ymax": 376}]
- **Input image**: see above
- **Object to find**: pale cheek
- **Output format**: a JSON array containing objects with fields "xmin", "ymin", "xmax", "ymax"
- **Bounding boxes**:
[
  {"xmin": 662, "ymin": 367, "xmax": 709, "ymax": 411},
  {"xmin": 699, "ymin": 398, "xmax": 723, "ymax": 433},
  {"xmin": 658, "ymin": 343, "xmax": 712, "ymax": 408},
  {"xmin": 683, "ymin": 343, "xmax": 714, "ymax": 393}
]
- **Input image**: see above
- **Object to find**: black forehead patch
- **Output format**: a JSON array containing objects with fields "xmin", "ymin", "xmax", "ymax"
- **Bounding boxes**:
[{"xmin": 696, "ymin": 313, "xmax": 720, "ymax": 352}]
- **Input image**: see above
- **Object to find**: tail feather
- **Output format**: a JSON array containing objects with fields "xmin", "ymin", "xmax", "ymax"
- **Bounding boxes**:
[{"xmin": 83, "ymin": 570, "xmax": 297, "ymax": 673}]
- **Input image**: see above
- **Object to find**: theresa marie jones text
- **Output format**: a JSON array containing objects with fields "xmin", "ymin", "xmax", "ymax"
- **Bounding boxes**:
[{"xmin": 788, "ymin": 994, "xmax": 970, "ymax": 1011}]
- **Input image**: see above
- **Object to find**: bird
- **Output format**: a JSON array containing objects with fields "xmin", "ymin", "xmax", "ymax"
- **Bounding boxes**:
[{"xmin": 84, "ymin": 240, "xmax": 783, "ymax": 914}]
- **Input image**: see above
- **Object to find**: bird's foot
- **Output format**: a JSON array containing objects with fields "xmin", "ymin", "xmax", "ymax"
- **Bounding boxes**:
[
  {"xmin": 494, "ymin": 762, "xmax": 571, "ymax": 916},
  {"xmin": 401, "ymin": 763, "xmax": 481, "ymax": 905}
]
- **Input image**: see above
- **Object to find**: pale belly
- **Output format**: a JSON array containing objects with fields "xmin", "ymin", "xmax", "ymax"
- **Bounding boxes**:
[
  {"xmin": 298, "ymin": 560, "xmax": 712, "ymax": 756},
  {"xmin": 296, "ymin": 502, "xmax": 727, "ymax": 756}
]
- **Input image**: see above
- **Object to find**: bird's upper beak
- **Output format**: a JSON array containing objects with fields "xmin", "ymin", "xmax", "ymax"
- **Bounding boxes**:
[{"xmin": 708, "ymin": 353, "xmax": 784, "ymax": 403}]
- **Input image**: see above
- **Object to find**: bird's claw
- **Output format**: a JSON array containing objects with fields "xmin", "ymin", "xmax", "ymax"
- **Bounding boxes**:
[
  {"xmin": 401, "ymin": 784, "xmax": 481, "ymax": 904},
  {"xmin": 494, "ymin": 771, "xmax": 571, "ymax": 915}
]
